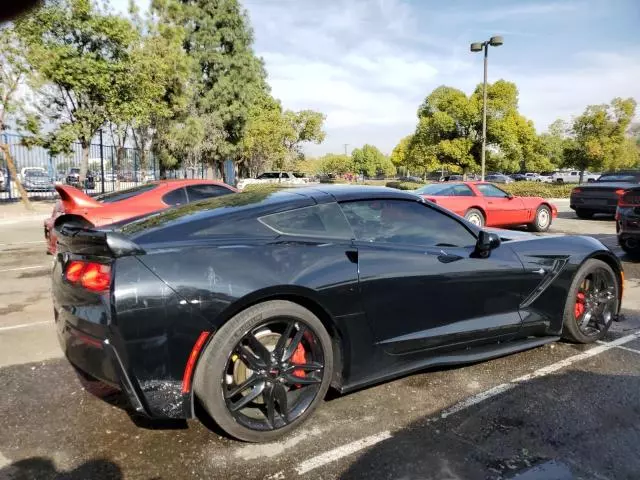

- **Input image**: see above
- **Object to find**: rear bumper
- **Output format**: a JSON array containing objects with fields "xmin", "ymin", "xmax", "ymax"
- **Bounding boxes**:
[
  {"xmin": 570, "ymin": 194, "xmax": 618, "ymax": 214},
  {"xmin": 55, "ymin": 312, "xmax": 149, "ymax": 415}
]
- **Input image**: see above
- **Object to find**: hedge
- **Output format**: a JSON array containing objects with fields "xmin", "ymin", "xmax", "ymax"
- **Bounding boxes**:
[{"xmin": 500, "ymin": 182, "xmax": 573, "ymax": 198}]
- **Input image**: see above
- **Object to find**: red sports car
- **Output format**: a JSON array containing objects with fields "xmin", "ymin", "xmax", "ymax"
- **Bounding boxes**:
[
  {"xmin": 415, "ymin": 181, "xmax": 557, "ymax": 231},
  {"xmin": 45, "ymin": 179, "xmax": 237, "ymax": 254}
]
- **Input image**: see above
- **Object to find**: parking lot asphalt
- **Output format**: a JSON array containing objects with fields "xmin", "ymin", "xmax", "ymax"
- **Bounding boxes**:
[{"xmin": 1, "ymin": 201, "xmax": 639, "ymax": 480}]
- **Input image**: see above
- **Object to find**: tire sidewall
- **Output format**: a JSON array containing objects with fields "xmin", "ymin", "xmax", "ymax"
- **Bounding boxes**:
[
  {"xmin": 531, "ymin": 205, "xmax": 551, "ymax": 232},
  {"xmin": 194, "ymin": 300, "xmax": 334, "ymax": 442},
  {"xmin": 562, "ymin": 259, "xmax": 619, "ymax": 343}
]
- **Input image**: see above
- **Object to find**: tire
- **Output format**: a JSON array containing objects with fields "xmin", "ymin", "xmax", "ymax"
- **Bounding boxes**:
[
  {"xmin": 194, "ymin": 300, "xmax": 334, "ymax": 442},
  {"xmin": 620, "ymin": 237, "xmax": 640, "ymax": 257},
  {"xmin": 561, "ymin": 259, "xmax": 619, "ymax": 343},
  {"xmin": 575, "ymin": 209, "xmax": 594, "ymax": 219},
  {"xmin": 556, "ymin": 178, "xmax": 564, "ymax": 184},
  {"xmin": 464, "ymin": 208, "xmax": 485, "ymax": 227},
  {"xmin": 528, "ymin": 205, "xmax": 552, "ymax": 232}
]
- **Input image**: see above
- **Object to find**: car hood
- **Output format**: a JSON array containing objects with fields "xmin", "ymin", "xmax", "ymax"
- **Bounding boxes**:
[{"xmin": 575, "ymin": 182, "xmax": 638, "ymax": 191}]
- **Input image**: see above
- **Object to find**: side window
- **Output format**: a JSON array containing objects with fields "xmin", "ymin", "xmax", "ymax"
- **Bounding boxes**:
[
  {"xmin": 452, "ymin": 185, "xmax": 474, "ymax": 196},
  {"xmin": 280, "ymin": 172, "xmax": 290, "ymax": 179},
  {"xmin": 476, "ymin": 184, "xmax": 509, "ymax": 198},
  {"xmin": 340, "ymin": 200, "xmax": 476, "ymax": 247},
  {"xmin": 186, "ymin": 184, "xmax": 233, "ymax": 202},
  {"xmin": 162, "ymin": 188, "xmax": 187, "ymax": 206},
  {"xmin": 259, "ymin": 203, "xmax": 353, "ymax": 239},
  {"xmin": 571, "ymin": 172, "xmax": 578, "ymax": 176}
]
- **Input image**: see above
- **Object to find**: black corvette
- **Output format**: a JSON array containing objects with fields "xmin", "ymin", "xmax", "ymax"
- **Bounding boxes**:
[
  {"xmin": 52, "ymin": 186, "xmax": 623, "ymax": 442},
  {"xmin": 617, "ymin": 187, "xmax": 640, "ymax": 256}
]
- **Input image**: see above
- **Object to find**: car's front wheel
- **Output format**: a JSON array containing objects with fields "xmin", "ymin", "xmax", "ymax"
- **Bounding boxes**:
[
  {"xmin": 528, "ymin": 205, "xmax": 552, "ymax": 232},
  {"xmin": 195, "ymin": 300, "xmax": 333, "ymax": 442},
  {"xmin": 464, "ymin": 208, "xmax": 485, "ymax": 227},
  {"xmin": 562, "ymin": 259, "xmax": 619, "ymax": 343}
]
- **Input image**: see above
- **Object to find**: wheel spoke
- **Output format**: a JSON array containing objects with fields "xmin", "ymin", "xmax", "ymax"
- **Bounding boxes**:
[
  {"xmin": 282, "ymin": 372, "xmax": 322, "ymax": 385},
  {"xmin": 596, "ymin": 287, "xmax": 615, "ymax": 303},
  {"xmin": 245, "ymin": 333, "xmax": 272, "ymax": 365},
  {"xmin": 274, "ymin": 321, "xmax": 296, "ymax": 362},
  {"xmin": 273, "ymin": 383, "xmax": 289, "ymax": 424},
  {"xmin": 228, "ymin": 381, "xmax": 265, "ymax": 412},
  {"xmin": 579, "ymin": 309, "xmax": 593, "ymax": 329},
  {"xmin": 235, "ymin": 343, "xmax": 265, "ymax": 370},
  {"xmin": 264, "ymin": 384, "xmax": 276, "ymax": 428},
  {"xmin": 285, "ymin": 362, "xmax": 323, "ymax": 372},
  {"xmin": 283, "ymin": 325, "xmax": 306, "ymax": 361},
  {"xmin": 225, "ymin": 375, "xmax": 260, "ymax": 399}
]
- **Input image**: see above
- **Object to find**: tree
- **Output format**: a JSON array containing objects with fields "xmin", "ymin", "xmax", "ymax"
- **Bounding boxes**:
[
  {"xmin": 539, "ymin": 119, "xmax": 569, "ymax": 170},
  {"xmin": 318, "ymin": 153, "xmax": 353, "ymax": 176},
  {"xmin": 0, "ymin": 26, "xmax": 33, "ymax": 208},
  {"xmin": 351, "ymin": 144, "xmax": 395, "ymax": 177},
  {"xmin": 280, "ymin": 110, "xmax": 326, "ymax": 169},
  {"xmin": 17, "ymin": 0, "xmax": 138, "ymax": 182},
  {"xmin": 566, "ymin": 97, "xmax": 637, "ymax": 180},
  {"xmin": 159, "ymin": 0, "xmax": 268, "ymax": 179},
  {"xmin": 390, "ymin": 135, "xmax": 412, "ymax": 175}
]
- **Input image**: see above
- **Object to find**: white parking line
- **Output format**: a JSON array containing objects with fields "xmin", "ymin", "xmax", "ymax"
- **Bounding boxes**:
[
  {"xmin": 0, "ymin": 321, "xmax": 50, "ymax": 332},
  {"xmin": 295, "ymin": 431, "xmax": 392, "ymax": 475},
  {"xmin": 294, "ymin": 330, "xmax": 640, "ymax": 476},
  {"xmin": 0, "ymin": 265, "xmax": 48, "ymax": 273}
]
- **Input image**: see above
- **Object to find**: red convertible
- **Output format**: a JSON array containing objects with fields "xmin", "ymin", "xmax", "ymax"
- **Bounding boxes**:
[
  {"xmin": 415, "ymin": 181, "xmax": 557, "ymax": 231},
  {"xmin": 45, "ymin": 179, "xmax": 237, "ymax": 254}
]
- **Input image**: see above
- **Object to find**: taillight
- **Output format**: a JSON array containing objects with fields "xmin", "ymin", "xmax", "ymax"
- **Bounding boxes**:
[
  {"xmin": 423, "ymin": 196, "xmax": 437, "ymax": 204},
  {"xmin": 572, "ymin": 188, "xmax": 582, "ymax": 194},
  {"xmin": 65, "ymin": 261, "xmax": 111, "ymax": 292},
  {"xmin": 619, "ymin": 191, "xmax": 640, "ymax": 207},
  {"xmin": 615, "ymin": 189, "xmax": 627, "ymax": 197}
]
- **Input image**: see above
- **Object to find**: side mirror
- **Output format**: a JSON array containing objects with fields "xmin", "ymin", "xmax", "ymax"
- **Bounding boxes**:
[
  {"xmin": 474, "ymin": 230, "xmax": 501, "ymax": 258},
  {"xmin": 506, "ymin": 193, "xmax": 514, "ymax": 199}
]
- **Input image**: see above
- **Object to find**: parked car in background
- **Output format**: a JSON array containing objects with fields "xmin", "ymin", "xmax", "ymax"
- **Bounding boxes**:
[
  {"xmin": 485, "ymin": 174, "xmax": 514, "ymax": 184},
  {"xmin": 415, "ymin": 181, "xmax": 557, "ymax": 231},
  {"xmin": 66, "ymin": 168, "xmax": 95, "ymax": 190},
  {"xmin": 511, "ymin": 173, "xmax": 527, "ymax": 182},
  {"xmin": 0, "ymin": 168, "xmax": 6, "ymax": 191},
  {"xmin": 19, "ymin": 166, "xmax": 46, "ymax": 182},
  {"xmin": 23, "ymin": 170, "xmax": 55, "ymax": 192},
  {"xmin": 51, "ymin": 185, "xmax": 620, "ymax": 442},
  {"xmin": 398, "ymin": 175, "xmax": 422, "ymax": 183},
  {"xmin": 524, "ymin": 173, "xmax": 540, "ymax": 181},
  {"xmin": 617, "ymin": 187, "xmax": 640, "ymax": 256},
  {"xmin": 538, "ymin": 172, "xmax": 554, "ymax": 183},
  {"xmin": 552, "ymin": 170, "xmax": 599, "ymax": 184},
  {"xmin": 237, "ymin": 171, "xmax": 307, "ymax": 190},
  {"xmin": 570, "ymin": 170, "xmax": 640, "ymax": 219},
  {"xmin": 44, "ymin": 179, "xmax": 238, "ymax": 254}
]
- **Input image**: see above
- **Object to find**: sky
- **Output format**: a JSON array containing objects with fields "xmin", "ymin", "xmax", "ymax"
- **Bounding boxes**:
[{"xmin": 112, "ymin": 0, "xmax": 640, "ymax": 156}]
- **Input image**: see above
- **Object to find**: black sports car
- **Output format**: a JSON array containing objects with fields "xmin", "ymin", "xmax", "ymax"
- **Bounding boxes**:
[
  {"xmin": 570, "ymin": 170, "xmax": 640, "ymax": 218},
  {"xmin": 52, "ymin": 186, "xmax": 623, "ymax": 442},
  {"xmin": 617, "ymin": 187, "xmax": 640, "ymax": 256}
]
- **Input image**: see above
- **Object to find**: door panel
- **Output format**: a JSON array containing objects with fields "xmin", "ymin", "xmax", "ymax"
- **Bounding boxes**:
[
  {"xmin": 356, "ymin": 243, "xmax": 527, "ymax": 354},
  {"xmin": 485, "ymin": 197, "xmax": 526, "ymax": 225}
]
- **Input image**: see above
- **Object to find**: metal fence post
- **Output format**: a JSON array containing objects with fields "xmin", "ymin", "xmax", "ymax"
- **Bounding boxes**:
[
  {"xmin": 3, "ymin": 133, "xmax": 12, "ymax": 201},
  {"xmin": 99, "ymin": 129, "xmax": 105, "ymax": 194}
]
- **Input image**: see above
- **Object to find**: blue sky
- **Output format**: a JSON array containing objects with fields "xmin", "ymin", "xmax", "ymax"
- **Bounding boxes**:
[{"xmin": 113, "ymin": 0, "xmax": 640, "ymax": 156}]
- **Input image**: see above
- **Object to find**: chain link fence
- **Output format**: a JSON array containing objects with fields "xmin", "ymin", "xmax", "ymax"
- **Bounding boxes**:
[{"xmin": 0, "ymin": 133, "xmax": 210, "ymax": 201}]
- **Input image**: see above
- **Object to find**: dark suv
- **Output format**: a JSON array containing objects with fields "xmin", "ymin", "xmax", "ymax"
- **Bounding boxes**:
[{"xmin": 66, "ymin": 168, "xmax": 95, "ymax": 190}]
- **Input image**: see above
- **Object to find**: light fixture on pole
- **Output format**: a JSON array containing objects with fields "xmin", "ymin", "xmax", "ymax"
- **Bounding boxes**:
[{"xmin": 470, "ymin": 35, "xmax": 503, "ymax": 181}]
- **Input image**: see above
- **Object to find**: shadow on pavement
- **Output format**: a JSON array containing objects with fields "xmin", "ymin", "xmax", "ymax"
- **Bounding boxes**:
[
  {"xmin": 556, "ymin": 211, "xmax": 615, "ymax": 221},
  {"xmin": 340, "ymin": 369, "xmax": 640, "ymax": 480},
  {"xmin": 0, "ymin": 457, "xmax": 123, "ymax": 480}
]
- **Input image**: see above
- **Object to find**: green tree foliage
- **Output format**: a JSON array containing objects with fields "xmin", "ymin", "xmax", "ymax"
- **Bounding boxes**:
[
  {"xmin": 390, "ymin": 135, "xmax": 412, "ymax": 168},
  {"xmin": 411, "ymin": 81, "xmax": 548, "ymax": 175},
  {"xmin": 280, "ymin": 110, "xmax": 326, "ymax": 169},
  {"xmin": 159, "ymin": 0, "xmax": 268, "ymax": 176},
  {"xmin": 318, "ymin": 153, "xmax": 353, "ymax": 176},
  {"xmin": 351, "ymin": 144, "xmax": 395, "ymax": 177},
  {"xmin": 17, "ymin": 0, "xmax": 138, "ymax": 181},
  {"xmin": 565, "ymin": 97, "xmax": 638, "ymax": 177},
  {"xmin": 539, "ymin": 119, "xmax": 569, "ymax": 169}
]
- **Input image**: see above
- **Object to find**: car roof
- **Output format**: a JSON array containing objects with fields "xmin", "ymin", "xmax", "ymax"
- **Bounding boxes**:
[{"xmin": 287, "ymin": 185, "xmax": 419, "ymax": 202}]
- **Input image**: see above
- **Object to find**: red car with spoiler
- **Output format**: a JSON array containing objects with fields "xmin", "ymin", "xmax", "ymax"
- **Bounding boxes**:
[
  {"xmin": 415, "ymin": 181, "xmax": 557, "ymax": 232},
  {"xmin": 45, "ymin": 179, "xmax": 237, "ymax": 254}
]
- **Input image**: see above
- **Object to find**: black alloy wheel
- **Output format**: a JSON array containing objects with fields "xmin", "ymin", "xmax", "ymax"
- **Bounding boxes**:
[
  {"xmin": 562, "ymin": 259, "xmax": 619, "ymax": 343},
  {"xmin": 194, "ymin": 300, "xmax": 333, "ymax": 442}
]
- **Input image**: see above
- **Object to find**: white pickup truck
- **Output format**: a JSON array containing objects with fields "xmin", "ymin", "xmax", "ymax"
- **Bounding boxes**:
[
  {"xmin": 237, "ymin": 171, "xmax": 308, "ymax": 190},
  {"xmin": 551, "ymin": 170, "xmax": 600, "ymax": 184}
]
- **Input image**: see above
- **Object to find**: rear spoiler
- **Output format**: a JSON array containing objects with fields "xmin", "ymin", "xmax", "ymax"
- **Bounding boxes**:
[
  {"xmin": 55, "ymin": 185, "xmax": 101, "ymax": 210},
  {"xmin": 55, "ymin": 224, "xmax": 145, "ymax": 258}
]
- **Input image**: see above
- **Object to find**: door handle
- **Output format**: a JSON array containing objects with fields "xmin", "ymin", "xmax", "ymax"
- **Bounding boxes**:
[{"xmin": 531, "ymin": 268, "xmax": 546, "ymax": 275}]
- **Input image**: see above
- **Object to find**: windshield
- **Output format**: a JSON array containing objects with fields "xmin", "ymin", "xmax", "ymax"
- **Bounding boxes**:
[
  {"xmin": 415, "ymin": 183, "xmax": 453, "ymax": 195},
  {"xmin": 26, "ymin": 171, "xmax": 48, "ymax": 178},
  {"xmin": 596, "ymin": 173, "xmax": 640, "ymax": 182}
]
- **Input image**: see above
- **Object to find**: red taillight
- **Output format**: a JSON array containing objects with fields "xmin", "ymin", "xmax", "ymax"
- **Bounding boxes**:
[
  {"xmin": 615, "ymin": 189, "xmax": 627, "ymax": 197},
  {"xmin": 619, "ymin": 191, "xmax": 640, "ymax": 207},
  {"xmin": 423, "ymin": 196, "xmax": 437, "ymax": 204},
  {"xmin": 65, "ymin": 261, "xmax": 85, "ymax": 283},
  {"xmin": 572, "ymin": 188, "xmax": 582, "ymax": 194},
  {"xmin": 65, "ymin": 261, "xmax": 111, "ymax": 292}
]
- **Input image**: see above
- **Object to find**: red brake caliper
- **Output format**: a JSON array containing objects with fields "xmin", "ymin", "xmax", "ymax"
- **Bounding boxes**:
[
  {"xmin": 291, "ymin": 343, "xmax": 307, "ymax": 379},
  {"xmin": 575, "ymin": 292, "xmax": 586, "ymax": 319}
]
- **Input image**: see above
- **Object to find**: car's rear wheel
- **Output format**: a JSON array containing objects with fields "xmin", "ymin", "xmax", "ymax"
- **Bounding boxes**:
[
  {"xmin": 464, "ymin": 208, "xmax": 485, "ymax": 227},
  {"xmin": 575, "ymin": 208, "xmax": 594, "ymax": 219},
  {"xmin": 562, "ymin": 259, "xmax": 619, "ymax": 343},
  {"xmin": 620, "ymin": 237, "xmax": 640, "ymax": 257},
  {"xmin": 528, "ymin": 205, "xmax": 552, "ymax": 232},
  {"xmin": 195, "ymin": 300, "xmax": 333, "ymax": 442}
]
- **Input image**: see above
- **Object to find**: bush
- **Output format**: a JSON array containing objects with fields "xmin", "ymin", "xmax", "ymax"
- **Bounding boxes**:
[
  {"xmin": 385, "ymin": 181, "xmax": 422, "ymax": 190},
  {"xmin": 501, "ymin": 182, "xmax": 573, "ymax": 198}
]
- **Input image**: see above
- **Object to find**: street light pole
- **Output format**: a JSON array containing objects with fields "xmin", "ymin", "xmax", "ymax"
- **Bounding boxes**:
[{"xmin": 470, "ymin": 36, "xmax": 503, "ymax": 181}]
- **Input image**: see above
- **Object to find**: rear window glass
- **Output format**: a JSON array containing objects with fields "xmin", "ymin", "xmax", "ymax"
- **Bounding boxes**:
[
  {"xmin": 597, "ymin": 174, "xmax": 640, "ymax": 182},
  {"xmin": 259, "ymin": 203, "xmax": 353, "ymax": 239},
  {"xmin": 95, "ymin": 183, "xmax": 158, "ymax": 203},
  {"xmin": 162, "ymin": 188, "xmax": 187, "ymax": 206},
  {"xmin": 186, "ymin": 184, "xmax": 233, "ymax": 201}
]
